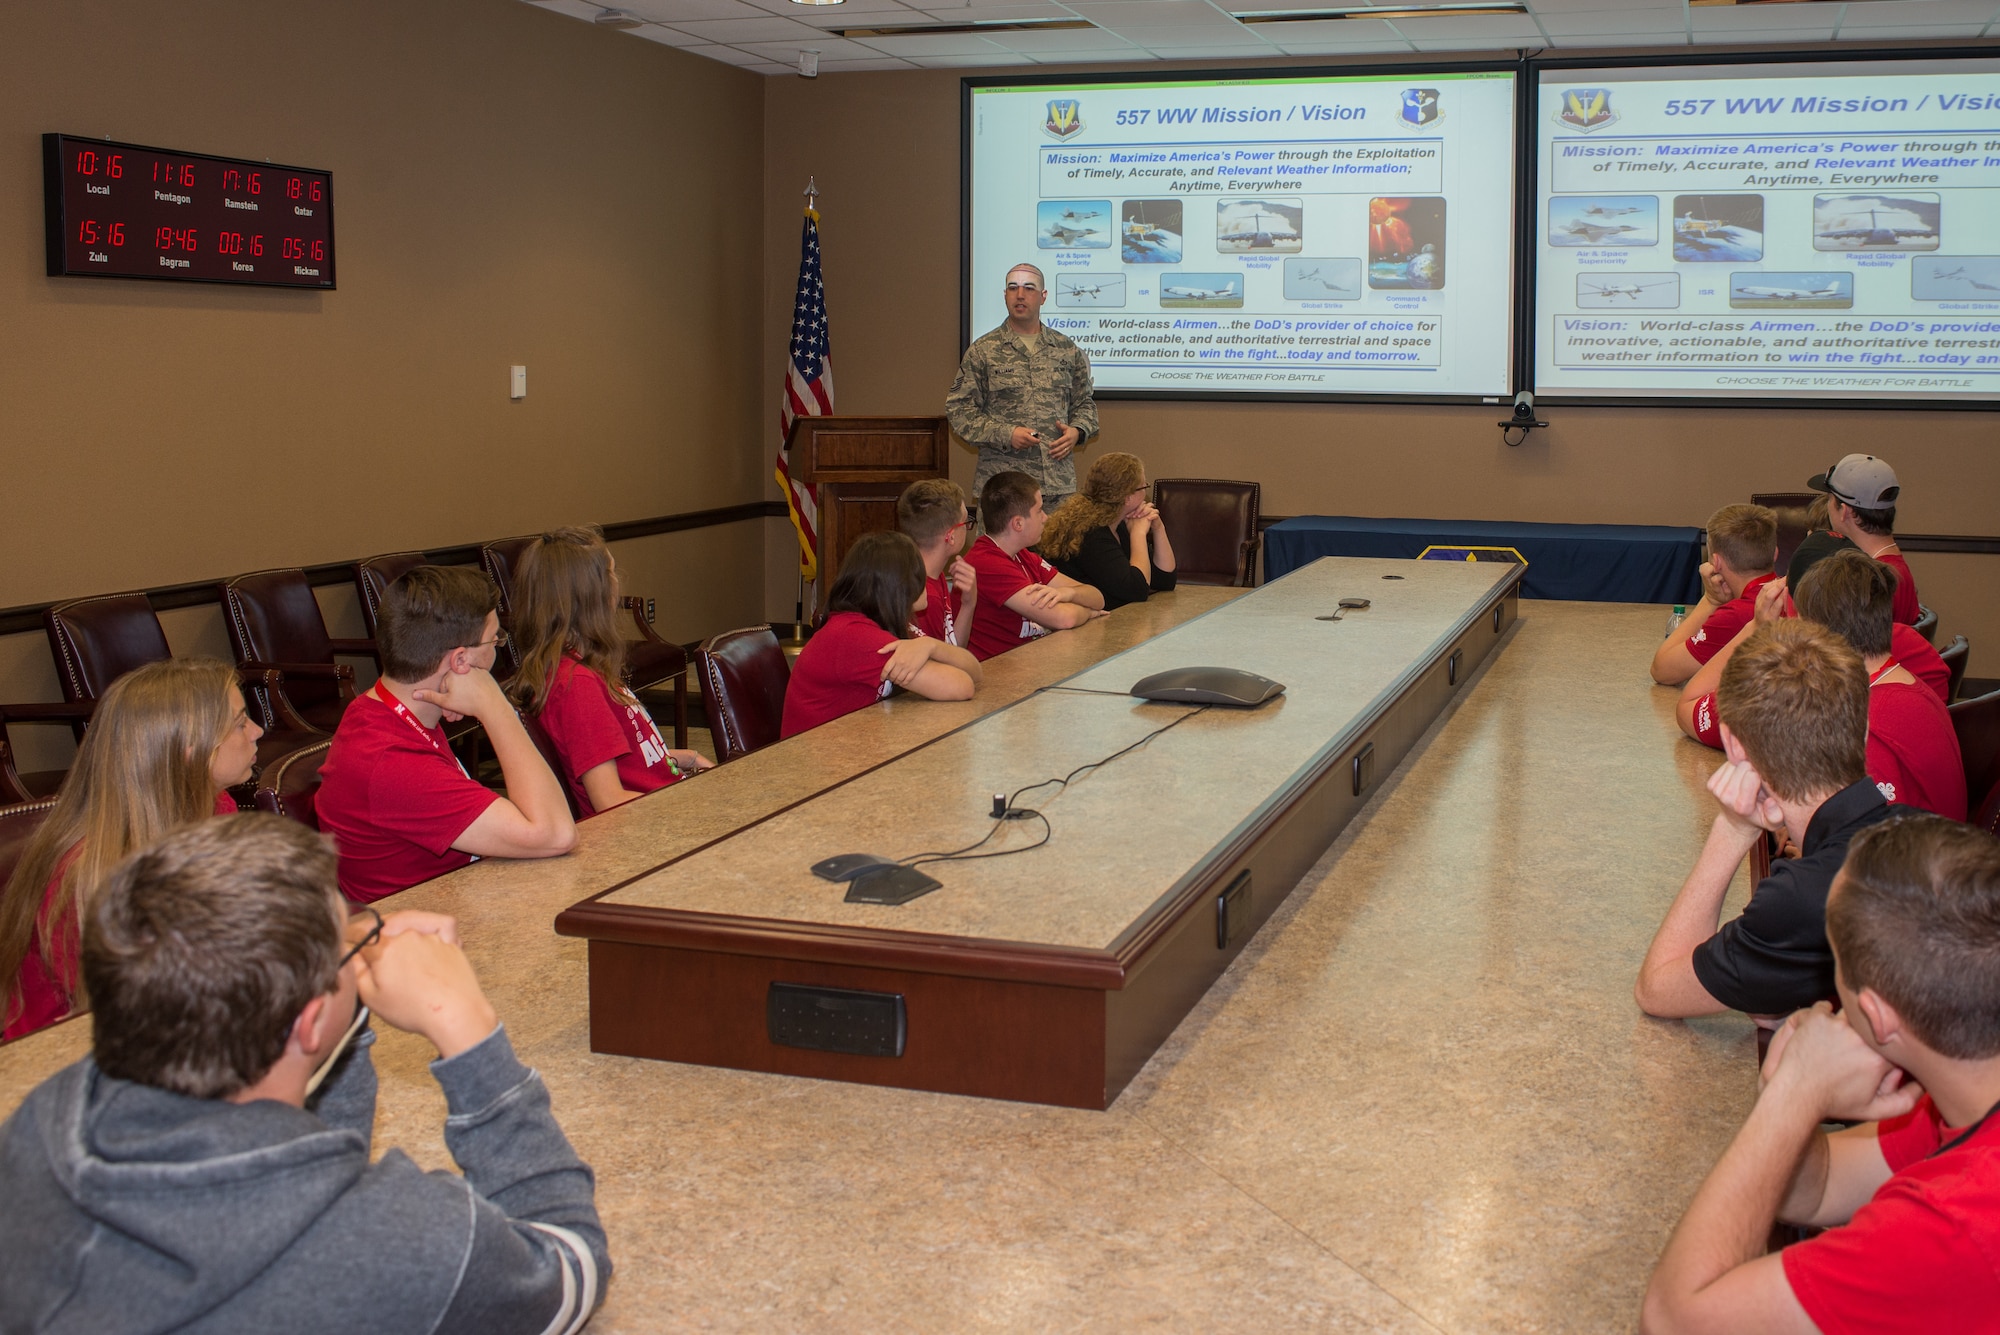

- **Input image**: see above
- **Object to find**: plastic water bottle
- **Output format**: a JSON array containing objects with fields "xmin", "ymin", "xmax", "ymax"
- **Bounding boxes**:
[{"xmin": 1665, "ymin": 604, "xmax": 1686, "ymax": 637}]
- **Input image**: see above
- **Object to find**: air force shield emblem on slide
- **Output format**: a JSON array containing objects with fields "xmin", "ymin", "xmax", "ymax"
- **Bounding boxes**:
[
  {"xmin": 1399, "ymin": 88, "xmax": 1440, "ymax": 128},
  {"xmin": 1557, "ymin": 88, "xmax": 1617, "ymax": 132},
  {"xmin": 1044, "ymin": 99, "xmax": 1084, "ymax": 139}
]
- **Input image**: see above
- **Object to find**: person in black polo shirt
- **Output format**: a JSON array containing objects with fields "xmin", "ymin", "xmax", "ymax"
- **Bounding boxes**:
[{"xmin": 1635, "ymin": 619, "xmax": 1894, "ymax": 1021}]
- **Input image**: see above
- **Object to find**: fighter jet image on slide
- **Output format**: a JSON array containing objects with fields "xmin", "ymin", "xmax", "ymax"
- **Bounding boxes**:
[
  {"xmin": 1037, "ymin": 199, "xmax": 1112, "ymax": 250},
  {"xmin": 1044, "ymin": 221, "xmax": 1101, "ymax": 246},
  {"xmin": 1814, "ymin": 194, "xmax": 1940, "ymax": 251},
  {"xmin": 1728, "ymin": 271, "xmax": 1852, "ymax": 310},
  {"xmin": 1575, "ymin": 274, "xmax": 1678, "ymax": 308},
  {"xmin": 1562, "ymin": 220, "xmax": 1646, "ymax": 244},
  {"xmin": 1056, "ymin": 208, "xmax": 1103, "ymax": 223},
  {"xmin": 1582, "ymin": 204, "xmax": 1645, "ymax": 218},
  {"xmin": 1055, "ymin": 274, "xmax": 1126, "ymax": 308}
]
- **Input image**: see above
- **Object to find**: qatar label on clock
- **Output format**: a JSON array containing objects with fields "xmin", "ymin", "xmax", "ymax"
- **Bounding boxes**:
[{"xmin": 43, "ymin": 133, "xmax": 334, "ymax": 289}]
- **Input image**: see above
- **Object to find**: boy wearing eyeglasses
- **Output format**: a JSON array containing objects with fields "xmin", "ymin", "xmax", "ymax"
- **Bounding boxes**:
[
  {"xmin": 0, "ymin": 816, "xmax": 609, "ymax": 1335},
  {"xmin": 897, "ymin": 478, "xmax": 980, "ymax": 650},
  {"xmin": 945, "ymin": 261, "xmax": 1099, "ymax": 514},
  {"xmin": 317, "ymin": 565, "xmax": 575, "ymax": 904}
]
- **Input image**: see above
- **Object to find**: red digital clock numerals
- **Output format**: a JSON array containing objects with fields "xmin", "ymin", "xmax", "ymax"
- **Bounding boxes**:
[{"xmin": 72, "ymin": 150, "xmax": 124, "ymax": 179}]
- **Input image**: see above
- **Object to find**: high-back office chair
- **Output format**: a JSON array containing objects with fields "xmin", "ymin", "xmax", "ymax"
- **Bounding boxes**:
[
  {"xmin": 250, "ymin": 738, "xmax": 334, "ymax": 828},
  {"xmin": 481, "ymin": 535, "xmax": 690, "ymax": 748},
  {"xmin": 1913, "ymin": 605, "xmax": 1939, "ymax": 645},
  {"xmin": 0, "ymin": 701, "xmax": 96, "ymax": 805},
  {"xmin": 1939, "ymin": 635, "xmax": 1970, "ymax": 705},
  {"xmin": 1950, "ymin": 688, "xmax": 2000, "ymax": 836},
  {"xmin": 1750, "ymin": 491, "xmax": 1817, "ymax": 577},
  {"xmin": 221, "ymin": 569, "xmax": 371, "ymax": 733},
  {"xmin": 518, "ymin": 708, "xmax": 583, "ymax": 821},
  {"xmin": 693, "ymin": 626, "xmax": 790, "ymax": 764},
  {"xmin": 44, "ymin": 592, "xmax": 327, "ymax": 785},
  {"xmin": 1152, "ymin": 479, "xmax": 1261, "ymax": 587},
  {"xmin": 353, "ymin": 551, "xmax": 430, "ymax": 643}
]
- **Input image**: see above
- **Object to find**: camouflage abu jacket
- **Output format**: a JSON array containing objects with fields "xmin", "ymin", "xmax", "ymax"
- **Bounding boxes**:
[{"xmin": 945, "ymin": 322, "xmax": 1100, "ymax": 499}]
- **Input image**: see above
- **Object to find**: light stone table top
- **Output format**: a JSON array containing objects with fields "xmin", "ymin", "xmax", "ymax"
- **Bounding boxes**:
[
  {"xmin": 601, "ymin": 556, "xmax": 1517, "ymax": 952},
  {"xmin": 0, "ymin": 592, "xmax": 1761, "ymax": 1333}
]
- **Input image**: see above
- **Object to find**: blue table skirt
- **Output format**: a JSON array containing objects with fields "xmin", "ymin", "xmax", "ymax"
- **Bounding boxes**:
[{"xmin": 1264, "ymin": 515, "xmax": 1704, "ymax": 604}]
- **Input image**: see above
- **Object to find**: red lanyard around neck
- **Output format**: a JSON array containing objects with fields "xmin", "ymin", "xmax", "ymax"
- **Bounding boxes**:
[{"xmin": 370, "ymin": 680, "xmax": 447, "ymax": 753}]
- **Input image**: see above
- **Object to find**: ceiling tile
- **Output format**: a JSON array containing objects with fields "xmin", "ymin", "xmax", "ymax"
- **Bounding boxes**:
[
  {"xmin": 852, "ymin": 29, "xmax": 1016, "ymax": 51},
  {"xmin": 629, "ymin": 24, "xmax": 718, "ymax": 43},
  {"xmin": 1387, "ymin": 13, "xmax": 1546, "ymax": 38},
  {"xmin": 667, "ymin": 13, "xmax": 829, "ymax": 37},
  {"xmin": 1524, "ymin": 0, "xmax": 1677, "ymax": 12},
  {"xmin": 1274, "ymin": 37, "xmax": 1418, "ymax": 51},
  {"xmin": 735, "ymin": 34, "xmax": 897, "ymax": 55},
  {"xmin": 1138, "ymin": 39, "xmax": 1287, "ymax": 55},
  {"xmin": 1690, "ymin": 26, "xmax": 1833, "ymax": 43},
  {"xmin": 620, "ymin": 0, "xmax": 768, "ymax": 20},
  {"xmin": 984, "ymin": 25, "xmax": 1139, "ymax": 48},
  {"xmin": 918, "ymin": 1, "xmax": 1077, "ymax": 14},
  {"xmin": 1536, "ymin": 8, "xmax": 1687, "ymax": 35},
  {"xmin": 737, "ymin": 0, "xmax": 921, "ymax": 12},
  {"xmin": 695, "ymin": 42, "xmax": 787, "ymax": 61},
  {"xmin": 1840, "ymin": 0, "xmax": 2000, "ymax": 23},
  {"xmin": 529, "ymin": 0, "xmax": 613, "ymax": 19},
  {"xmin": 1691, "ymin": 4, "xmax": 1847, "ymax": 28},
  {"xmin": 812, "ymin": 54, "xmax": 926, "ymax": 66},
  {"xmin": 1024, "ymin": 44, "xmax": 1156, "ymax": 59},
  {"xmin": 910, "ymin": 50, "xmax": 1023, "ymax": 62},
  {"xmin": 1406, "ymin": 33, "xmax": 1541, "ymax": 48},
  {"xmin": 1835, "ymin": 20, "xmax": 1990, "ymax": 36},
  {"xmin": 1109, "ymin": 22, "xmax": 1268, "ymax": 44},
  {"xmin": 1248, "ymin": 15, "xmax": 1404, "ymax": 39},
  {"xmin": 1544, "ymin": 29, "xmax": 1688, "ymax": 46}
]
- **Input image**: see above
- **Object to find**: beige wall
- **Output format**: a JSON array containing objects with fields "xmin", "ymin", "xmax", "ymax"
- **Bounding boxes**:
[
  {"xmin": 761, "ymin": 60, "xmax": 2000, "ymax": 656},
  {"xmin": 2, "ymin": 0, "xmax": 769, "ymax": 618}
]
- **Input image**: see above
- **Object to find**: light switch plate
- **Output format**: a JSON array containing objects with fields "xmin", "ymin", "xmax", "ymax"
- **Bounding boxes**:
[{"xmin": 509, "ymin": 365, "xmax": 526, "ymax": 400}]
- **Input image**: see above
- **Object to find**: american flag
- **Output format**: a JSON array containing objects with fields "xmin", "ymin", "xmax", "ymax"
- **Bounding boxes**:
[{"xmin": 777, "ymin": 203, "xmax": 832, "ymax": 583}]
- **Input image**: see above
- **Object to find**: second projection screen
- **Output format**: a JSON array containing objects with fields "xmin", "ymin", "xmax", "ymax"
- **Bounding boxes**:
[
  {"xmin": 966, "ymin": 70, "xmax": 1517, "ymax": 399},
  {"xmin": 1537, "ymin": 57, "xmax": 2000, "ymax": 402}
]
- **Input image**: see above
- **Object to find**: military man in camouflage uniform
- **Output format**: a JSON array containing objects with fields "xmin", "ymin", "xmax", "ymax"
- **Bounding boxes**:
[{"xmin": 946, "ymin": 262, "xmax": 1099, "ymax": 513}]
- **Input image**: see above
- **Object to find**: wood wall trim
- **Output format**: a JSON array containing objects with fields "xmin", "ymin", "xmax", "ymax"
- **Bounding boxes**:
[
  {"xmin": 0, "ymin": 500, "xmax": 787, "ymax": 637},
  {"xmin": 1255, "ymin": 514, "xmax": 2000, "ymax": 553}
]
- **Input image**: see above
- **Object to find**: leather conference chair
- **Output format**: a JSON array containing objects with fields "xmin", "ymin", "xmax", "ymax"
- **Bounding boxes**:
[
  {"xmin": 1913, "ymin": 605, "xmax": 1939, "ymax": 646},
  {"xmin": 481, "ymin": 535, "xmax": 690, "ymax": 749},
  {"xmin": 1750, "ymin": 491, "xmax": 1818, "ymax": 577},
  {"xmin": 250, "ymin": 738, "xmax": 333, "ymax": 828},
  {"xmin": 43, "ymin": 592, "xmax": 326, "ymax": 788},
  {"xmin": 693, "ymin": 626, "xmax": 789, "ymax": 764},
  {"xmin": 1939, "ymin": 635, "xmax": 1969, "ymax": 705},
  {"xmin": 1152, "ymin": 479, "xmax": 1261, "ymax": 587},
  {"xmin": 0, "ymin": 701, "xmax": 96, "ymax": 805},
  {"xmin": 1950, "ymin": 688, "xmax": 2000, "ymax": 836},
  {"xmin": 221, "ymin": 568, "xmax": 373, "ymax": 733},
  {"xmin": 518, "ymin": 708, "xmax": 582, "ymax": 821},
  {"xmin": 353, "ymin": 551, "xmax": 430, "ymax": 643}
]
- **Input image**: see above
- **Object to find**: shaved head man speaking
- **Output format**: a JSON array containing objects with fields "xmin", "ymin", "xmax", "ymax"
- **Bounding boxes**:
[{"xmin": 946, "ymin": 262, "xmax": 1100, "ymax": 514}]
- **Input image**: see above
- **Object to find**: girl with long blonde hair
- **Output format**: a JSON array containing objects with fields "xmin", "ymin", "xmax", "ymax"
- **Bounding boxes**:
[
  {"xmin": 1037, "ymin": 451, "xmax": 1177, "ymax": 611},
  {"xmin": 1, "ymin": 657, "xmax": 259, "ymax": 1040},
  {"xmin": 510, "ymin": 526, "xmax": 712, "ymax": 817}
]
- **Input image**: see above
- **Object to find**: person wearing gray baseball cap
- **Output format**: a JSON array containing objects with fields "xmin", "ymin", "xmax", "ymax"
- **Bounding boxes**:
[{"xmin": 1807, "ymin": 454, "xmax": 1920, "ymax": 625}]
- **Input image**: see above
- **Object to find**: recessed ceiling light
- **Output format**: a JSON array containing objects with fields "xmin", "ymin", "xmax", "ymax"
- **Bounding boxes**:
[
  {"xmin": 1233, "ymin": 2, "xmax": 1528, "ymax": 21},
  {"xmin": 791, "ymin": 0, "xmax": 847, "ymax": 7},
  {"xmin": 833, "ymin": 16, "xmax": 1094, "ymax": 36}
]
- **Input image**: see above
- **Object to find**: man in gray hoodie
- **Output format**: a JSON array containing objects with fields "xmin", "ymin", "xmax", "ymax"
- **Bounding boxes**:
[{"xmin": 0, "ymin": 814, "xmax": 609, "ymax": 1335}]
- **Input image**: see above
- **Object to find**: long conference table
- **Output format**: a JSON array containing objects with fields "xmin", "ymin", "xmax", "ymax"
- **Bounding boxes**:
[{"xmin": 557, "ymin": 556, "xmax": 1521, "ymax": 1108}]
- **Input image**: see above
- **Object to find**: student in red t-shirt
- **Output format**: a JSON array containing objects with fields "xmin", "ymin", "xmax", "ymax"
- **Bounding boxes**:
[
  {"xmin": 1642, "ymin": 816, "xmax": 2000, "ymax": 1333},
  {"xmin": 1794, "ymin": 550, "xmax": 1965, "ymax": 820},
  {"xmin": 0, "ymin": 658, "xmax": 258, "ymax": 1042},
  {"xmin": 782, "ymin": 531, "xmax": 981, "ymax": 739},
  {"xmin": 1652, "ymin": 503, "xmax": 1780, "ymax": 687},
  {"xmin": 508, "ymin": 526, "xmax": 712, "ymax": 818},
  {"xmin": 317, "ymin": 566, "xmax": 575, "ymax": 904},
  {"xmin": 1678, "ymin": 556, "xmax": 1953, "ymax": 752},
  {"xmin": 896, "ymin": 478, "xmax": 979, "ymax": 650},
  {"xmin": 1808, "ymin": 452, "xmax": 1921, "ymax": 625},
  {"xmin": 963, "ymin": 470, "xmax": 1107, "ymax": 662}
]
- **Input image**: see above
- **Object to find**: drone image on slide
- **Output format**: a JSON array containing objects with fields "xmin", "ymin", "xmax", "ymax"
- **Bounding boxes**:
[
  {"xmin": 1578, "ymin": 276, "xmax": 1677, "ymax": 304},
  {"xmin": 1055, "ymin": 274, "xmax": 1126, "ymax": 308}
]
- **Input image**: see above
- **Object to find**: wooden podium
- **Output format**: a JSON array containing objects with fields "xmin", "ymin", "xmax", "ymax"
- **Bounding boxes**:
[{"xmin": 788, "ymin": 416, "xmax": 949, "ymax": 591}]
